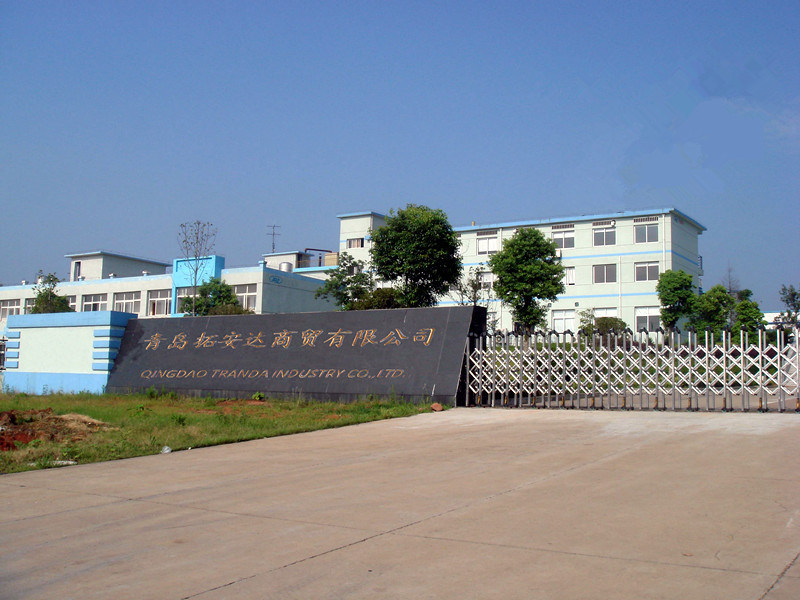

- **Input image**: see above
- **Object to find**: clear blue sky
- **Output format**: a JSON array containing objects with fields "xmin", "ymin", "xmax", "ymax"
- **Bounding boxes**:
[{"xmin": 2, "ymin": 1, "xmax": 798, "ymax": 309}]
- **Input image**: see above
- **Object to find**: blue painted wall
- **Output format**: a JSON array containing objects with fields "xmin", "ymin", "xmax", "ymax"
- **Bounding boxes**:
[{"xmin": 2, "ymin": 311, "xmax": 136, "ymax": 394}]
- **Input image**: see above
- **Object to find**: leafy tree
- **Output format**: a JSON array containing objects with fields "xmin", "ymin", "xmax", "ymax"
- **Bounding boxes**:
[
  {"xmin": 350, "ymin": 287, "xmax": 403, "ymax": 310},
  {"xmin": 779, "ymin": 283, "xmax": 800, "ymax": 325},
  {"xmin": 488, "ymin": 227, "xmax": 564, "ymax": 330},
  {"xmin": 577, "ymin": 308, "xmax": 596, "ymax": 336},
  {"xmin": 180, "ymin": 277, "xmax": 249, "ymax": 316},
  {"xmin": 369, "ymin": 204, "xmax": 461, "ymax": 308},
  {"xmin": 733, "ymin": 298, "xmax": 765, "ymax": 337},
  {"xmin": 691, "ymin": 284, "xmax": 736, "ymax": 336},
  {"xmin": 30, "ymin": 271, "xmax": 73, "ymax": 314},
  {"xmin": 577, "ymin": 308, "xmax": 627, "ymax": 336},
  {"xmin": 314, "ymin": 253, "xmax": 375, "ymax": 310},
  {"xmin": 596, "ymin": 316, "xmax": 628, "ymax": 335},
  {"xmin": 178, "ymin": 220, "xmax": 217, "ymax": 316},
  {"xmin": 656, "ymin": 270, "xmax": 697, "ymax": 330}
]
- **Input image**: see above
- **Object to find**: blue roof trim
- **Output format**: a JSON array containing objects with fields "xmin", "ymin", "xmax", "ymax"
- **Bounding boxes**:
[
  {"xmin": 454, "ymin": 208, "xmax": 706, "ymax": 233},
  {"xmin": 7, "ymin": 311, "xmax": 137, "ymax": 329}
]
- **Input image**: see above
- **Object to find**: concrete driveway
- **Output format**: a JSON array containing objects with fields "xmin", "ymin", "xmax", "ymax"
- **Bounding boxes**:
[{"xmin": 2, "ymin": 408, "xmax": 800, "ymax": 599}]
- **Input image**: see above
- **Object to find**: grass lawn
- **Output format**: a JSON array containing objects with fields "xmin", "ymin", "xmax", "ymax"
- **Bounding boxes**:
[{"xmin": 0, "ymin": 391, "xmax": 437, "ymax": 474}]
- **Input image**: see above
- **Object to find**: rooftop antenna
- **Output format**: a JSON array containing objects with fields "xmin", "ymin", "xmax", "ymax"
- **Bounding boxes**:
[{"xmin": 266, "ymin": 225, "xmax": 281, "ymax": 253}]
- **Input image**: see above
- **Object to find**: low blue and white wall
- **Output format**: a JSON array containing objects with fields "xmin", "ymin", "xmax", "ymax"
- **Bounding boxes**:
[{"xmin": 2, "ymin": 311, "xmax": 136, "ymax": 394}]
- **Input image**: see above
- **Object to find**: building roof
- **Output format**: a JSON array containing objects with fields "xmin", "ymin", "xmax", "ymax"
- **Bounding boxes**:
[
  {"xmin": 336, "ymin": 211, "xmax": 387, "ymax": 219},
  {"xmin": 453, "ymin": 207, "xmax": 706, "ymax": 234},
  {"xmin": 63, "ymin": 250, "xmax": 170, "ymax": 266}
]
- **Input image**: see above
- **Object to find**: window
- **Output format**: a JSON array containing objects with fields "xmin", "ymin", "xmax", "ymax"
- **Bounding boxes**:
[
  {"xmin": 175, "ymin": 287, "xmax": 195, "ymax": 312},
  {"xmin": 593, "ymin": 264, "xmax": 617, "ymax": 283},
  {"xmin": 593, "ymin": 227, "xmax": 616, "ymax": 246},
  {"xmin": 635, "ymin": 223, "xmax": 658, "ymax": 243},
  {"xmin": 148, "ymin": 289, "xmax": 171, "ymax": 316},
  {"xmin": 114, "ymin": 291, "xmax": 141, "ymax": 313},
  {"xmin": 66, "ymin": 296, "xmax": 77, "ymax": 311},
  {"xmin": 24, "ymin": 298, "xmax": 35, "ymax": 314},
  {"xmin": 478, "ymin": 271, "xmax": 495, "ymax": 292},
  {"xmin": 564, "ymin": 266, "xmax": 575, "ymax": 285},
  {"xmin": 0, "ymin": 299, "xmax": 21, "ymax": 319},
  {"xmin": 234, "ymin": 284, "xmax": 257, "ymax": 311},
  {"xmin": 346, "ymin": 238, "xmax": 365, "ymax": 249},
  {"xmin": 72, "ymin": 261, "xmax": 81, "ymax": 281},
  {"xmin": 552, "ymin": 230, "xmax": 575, "ymax": 249},
  {"xmin": 81, "ymin": 294, "xmax": 107, "ymax": 312},
  {"xmin": 635, "ymin": 306, "xmax": 661, "ymax": 332},
  {"xmin": 635, "ymin": 262, "xmax": 659, "ymax": 282},
  {"xmin": 594, "ymin": 307, "xmax": 618, "ymax": 319},
  {"xmin": 552, "ymin": 309, "xmax": 575, "ymax": 332},
  {"xmin": 477, "ymin": 230, "xmax": 499, "ymax": 255}
]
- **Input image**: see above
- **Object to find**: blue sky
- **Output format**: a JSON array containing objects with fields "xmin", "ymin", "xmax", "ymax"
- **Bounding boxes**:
[{"xmin": 2, "ymin": 1, "xmax": 798, "ymax": 309}]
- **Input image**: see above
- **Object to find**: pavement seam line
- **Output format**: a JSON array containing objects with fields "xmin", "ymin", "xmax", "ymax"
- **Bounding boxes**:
[
  {"xmin": 759, "ymin": 549, "xmax": 800, "ymax": 599},
  {"xmin": 392, "ymin": 532, "xmax": 769, "ymax": 577}
]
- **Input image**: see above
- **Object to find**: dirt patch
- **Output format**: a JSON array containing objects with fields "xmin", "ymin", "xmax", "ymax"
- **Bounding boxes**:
[{"xmin": 0, "ymin": 409, "xmax": 111, "ymax": 451}]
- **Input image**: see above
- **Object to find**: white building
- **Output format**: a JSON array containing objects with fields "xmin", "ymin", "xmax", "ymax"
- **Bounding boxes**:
[
  {"xmin": 0, "ymin": 207, "xmax": 705, "ymax": 335},
  {"xmin": 334, "ymin": 208, "xmax": 705, "ymax": 333},
  {"xmin": 0, "ymin": 251, "xmax": 337, "ymax": 331}
]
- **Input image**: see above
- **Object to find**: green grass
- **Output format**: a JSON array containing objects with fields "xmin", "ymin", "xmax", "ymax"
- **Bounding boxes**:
[{"xmin": 0, "ymin": 392, "xmax": 437, "ymax": 474}]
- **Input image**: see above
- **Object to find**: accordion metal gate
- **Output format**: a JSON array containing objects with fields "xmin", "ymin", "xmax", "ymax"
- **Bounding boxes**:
[{"xmin": 464, "ymin": 328, "xmax": 800, "ymax": 412}]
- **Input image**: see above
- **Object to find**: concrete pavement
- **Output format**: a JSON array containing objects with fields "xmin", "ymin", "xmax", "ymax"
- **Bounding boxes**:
[{"xmin": 2, "ymin": 408, "xmax": 800, "ymax": 599}]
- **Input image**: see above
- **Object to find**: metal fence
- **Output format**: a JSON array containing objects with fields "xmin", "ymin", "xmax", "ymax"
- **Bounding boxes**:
[{"xmin": 464, "ymin": 328, "xmax": 799, "ymax": 412}]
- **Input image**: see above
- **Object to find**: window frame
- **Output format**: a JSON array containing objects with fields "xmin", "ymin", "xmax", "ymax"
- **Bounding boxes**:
[
  {"xmin": 635, "ymin": 223, "xmax": 659, "ymax": 243},
  {"xmin": 635, "ymin": 306, "xmax": 661, "ymax": 332},
  {"xmin": 234, "ymin": 283, "xmax": 258, "ymax": 311},
  {"xmin": 476, "ymin": 230, "xmax": 499, "ymax": 255},
  {"xmin": 593, "ymin": 263, "xmax": 617, "ymax": 284},
  {"xmin": 147, "ymin": 289, "xmax": 172, "ymax": 316},
  {"xmin": 81, "ymin": 293, "xmax": 108, "ymax": 312},
  {"xmin": 593, "ymin": 227, "xmax": 616, "ymax": 247},
  {"xmin": 634, "ymin": 261, "xmax": 660, "ymax": 282},
  {"xmin": 552, "ymin": 230, "xmax": 575, "ymax": 249},
  {"xmin": 552, "ymin": 309, "xmax": 576, "ymax": 332},
  {"xmin": 0, "ymin": 299, "xmax": 21, "ymax": 319},
  {"xmin": 113, "ymin": 291, "xmax": 141, "ymax": 314}
]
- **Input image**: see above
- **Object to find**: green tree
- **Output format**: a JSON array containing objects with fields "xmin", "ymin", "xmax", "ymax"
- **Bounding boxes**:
[
  {"xmin": 488, "ymin": 227, "xmax": 565, "ymax": 330},
  {"xmin": 30, "ymin": 271, "xmax": 73, "ymax": 314},
  {"xmin": 733, "ymin": 298, "xmax": 765, "ymax": 338},
  {"xmin": 691, "ymin": 285, "xmax": 736, "ymax": 336},
  {"xmin": 350, "ymin": 287, "xmax": 403, "ymax": 310},
  {"xmin": 577, "ymin": 308, "xmax": 627, "ymax": 336},
  {"xmin": 656, "ymin": 270, "xmax": 697, "ymax": 330},
  {"xmin": 180, "ymin": 277, "xmax": 249, "ymax": 316},
  {"xmin": 779, "ymin": 283, "xmax": 800, "ymax": 325},
  {"xmin": 369, "ymin": 204, "xmax": 461, "ymax": 308},
  {"xmin": 314, "ymin": 253, "xmax": 376, "ymax": 310}
]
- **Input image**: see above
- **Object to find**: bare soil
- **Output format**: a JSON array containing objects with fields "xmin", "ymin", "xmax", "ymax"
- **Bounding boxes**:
[{"xmin": 0, "ymin": 409, "xmax": 109, "ymax": 451}]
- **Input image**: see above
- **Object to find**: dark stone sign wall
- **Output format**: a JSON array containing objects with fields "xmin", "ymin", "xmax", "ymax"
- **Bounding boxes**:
[{"xmin": 106, "ymin": 306, "xmax": 485, "ymax": 404}]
